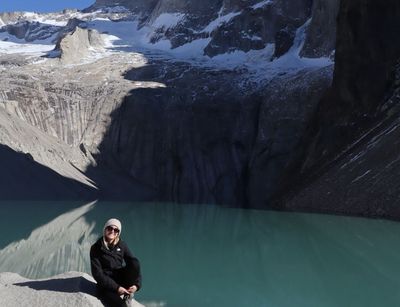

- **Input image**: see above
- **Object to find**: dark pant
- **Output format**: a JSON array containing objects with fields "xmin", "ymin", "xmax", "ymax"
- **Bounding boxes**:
[{"xmin": 98, "ymin": 264, "xmax": 139, "ymax": 307}]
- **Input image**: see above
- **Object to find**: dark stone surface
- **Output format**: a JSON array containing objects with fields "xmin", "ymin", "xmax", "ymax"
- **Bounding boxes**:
[
  {"xmin": 301, "ymin": 0, "xmax": 400, "ymax": 171},
  {"xmin": 278, "ymin": 0, "xmax": 400, "ymax": 219},
  {"xmin": 87, "ymin": 61, "xmax": 332, "ymax": 207},
  {"xmin": 300, "ymin": 0, "xmax": 340, "ymax": 58},
  {"xmin": 89, "ymin": 0, "xmax": 314, "ymax": 58},
  {"xmin": 204, "ymin": 0, "xmax": 312, "ymax": 57}
]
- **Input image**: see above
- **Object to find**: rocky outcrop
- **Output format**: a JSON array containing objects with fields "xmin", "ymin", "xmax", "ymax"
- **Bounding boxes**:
[
  {"xmin": 300, "ymin": 0, "xmax": 340, "ymax": 58},
  {"xmin": 54, "ymin": 27, "xmax": 104, "ymax": 64},
  {"xmin": 0, "ymin": 272, "xmax": 103, "ymax": 307}
]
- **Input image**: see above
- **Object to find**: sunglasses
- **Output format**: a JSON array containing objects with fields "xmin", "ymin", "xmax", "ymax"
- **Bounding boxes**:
[{"xmin": 105, "ymin": 226, "xmax": 120, "ymax": 234}]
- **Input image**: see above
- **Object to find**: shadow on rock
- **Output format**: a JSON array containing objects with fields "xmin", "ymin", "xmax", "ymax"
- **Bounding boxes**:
[
  {"xmin": 14, "ymin": 276, "xmax": 97, "ymax": 296},
  {"xmin": 0, "ymin": 144, "xmax": 96, "ymax": 201}
]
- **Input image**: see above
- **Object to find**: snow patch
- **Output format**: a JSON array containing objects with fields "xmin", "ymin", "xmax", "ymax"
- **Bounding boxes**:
[
  {"xmin": 201, "ymin": 11, "xmax": 241, "ymax": 34},
  {"xmin": 164, "ymin": 38, "xmax": 212, "ymax": 58},
  {"xmin": 152, "ymin": 13, "xmax": 186, "ymax": 29},
  {"xmin": 209, "ymin": 44, "xmax": 275, "ymax": 67},
  {"xmin": 0, "ymin": 40, "xmax": 54, "ymax": 55},
  {"xmin": 251, "ymin": 0, "xmax": 273, "ymax": 10}
]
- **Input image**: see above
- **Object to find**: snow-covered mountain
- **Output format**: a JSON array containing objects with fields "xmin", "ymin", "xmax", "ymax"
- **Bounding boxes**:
[
  {"xmin": 0, "ymin": 0, "xmax": 335, "ymax": 67},
  {"xmin": 0, "ymin": 0, "xmax": 336, "ymax": 207},
  {"xmin": 2, "ymin": 0, "xmax": 399, "ymax": 219}
]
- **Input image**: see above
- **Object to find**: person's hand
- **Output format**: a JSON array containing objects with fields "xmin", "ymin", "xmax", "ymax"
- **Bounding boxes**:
[
  {"xmin": 117, "ymin": 286, "xmax": 130, "ymax": 296},
  {"xmin": 128, "ymin": 285, "xmax": 138, "ymax": 294}
]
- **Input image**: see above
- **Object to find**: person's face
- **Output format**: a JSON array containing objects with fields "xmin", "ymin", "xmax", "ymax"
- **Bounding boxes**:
[{"xmin": 104, "ymin": 225, "xmax": 120, "ymax": 241}]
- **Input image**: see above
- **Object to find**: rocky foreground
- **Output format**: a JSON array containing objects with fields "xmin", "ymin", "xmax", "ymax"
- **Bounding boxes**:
[{"xmin": 0, "ymin": 271, "xmax": 161, "ymax": 307}]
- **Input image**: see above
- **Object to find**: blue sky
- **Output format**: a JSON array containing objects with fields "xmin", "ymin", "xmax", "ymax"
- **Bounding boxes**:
[{"xmin": 0, "ymin": 1, "xmax": 95, "ymax": 13}]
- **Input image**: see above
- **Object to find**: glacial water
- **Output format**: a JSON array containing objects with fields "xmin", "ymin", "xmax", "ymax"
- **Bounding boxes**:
[{"xmin": 0, "ymin": 201, "xmax": 399, "ymax": 307}]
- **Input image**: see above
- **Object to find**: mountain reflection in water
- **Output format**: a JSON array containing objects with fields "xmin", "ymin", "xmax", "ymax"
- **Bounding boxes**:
[{"xmin": 0, "ymin": 201, "xmax": 400, "ymax": 307}]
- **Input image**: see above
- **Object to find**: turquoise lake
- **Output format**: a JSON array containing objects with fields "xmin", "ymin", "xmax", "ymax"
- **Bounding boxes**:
[{"xmin": 0, "ymin": 201, "xmax": 399, "ymax": 306}]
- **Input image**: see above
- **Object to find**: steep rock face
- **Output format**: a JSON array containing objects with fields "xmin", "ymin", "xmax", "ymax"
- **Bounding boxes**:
[
  {"xmin": 149, "ymin": 0, "xmax": 312, "ymax": 57},
  {"xmin": 282, "ymin": 69, "xmax": 400, "ymax": 219},
  {"xmin": 301, "ymin": 0, "xmax": 400, "ymax": 170},
  {"xmin": 90, "ymin": 61, "xmax": 332, "ymax": 206},
  {"xmin": 0, "ymin": 53, "xmax": 154, "ymax": 201},
  {"xmin": 279, "ymin": 0, "xmax": 400, "ymax": 218},
  {"xmin": 0, "ymin": 53, "xmax": 146, "ymax": 153},
  {"xmin": 247, "ymin": 66, "xmax": 333, "ymax": 207},
  {"xmin": 93, "ymin": 62, "xmax": 259, "ymax": 205},
  {"xmin": 0, "ymin": 104, "xmax": 96, "ymax": 199},
  {"xmin": 300, "ymin": 0, "xmax": 340, "ymax": 58},
  {"xmin": 204, "ymin": 0, "xmax": 312, "ymax": 57}
]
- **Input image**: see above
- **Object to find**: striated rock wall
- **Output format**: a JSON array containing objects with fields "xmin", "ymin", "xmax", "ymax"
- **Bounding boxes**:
[
  {"xmin": 0, "ymin": 51, "xmax": 146, "ymax": 152},
  {"xmin": 247, "ymin": 66, "xmax": 333, "ymax": 207},
  {"xmin": 90, "ymin": 62, "xmax": 333, "ymax": 206}
]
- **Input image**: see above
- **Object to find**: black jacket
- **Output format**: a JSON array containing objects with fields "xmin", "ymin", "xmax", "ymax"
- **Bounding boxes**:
[{"xmin": 90, "ymin": 238, "xmax": 141, "ymax": 292}]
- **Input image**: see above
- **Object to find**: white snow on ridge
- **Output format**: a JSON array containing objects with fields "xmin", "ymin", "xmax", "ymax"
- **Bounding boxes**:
[
  {"xmin": 0, "ymin": 28, "xmax": 57, "ymax": 55},
  {"xmin": 0, "ymin": 41, "xmax": 54, "ymax": 55},
  {"xmin": 0, "ymin": 10, "xmax": 333, "ymax": 79},
  {"xmin": 201, "ymin": 11, "xmax": 241, "ymax": 34},
  {"xmin": 152, "ymin": 13, "xmax": 186, "ymax": 29},
  {"xmin": 251, "ymin": 0, "xmax": 273, "ymax": 10},
  {"xmin": 0, "ymin": 17, "xmax": 4, "ymax": 26}
]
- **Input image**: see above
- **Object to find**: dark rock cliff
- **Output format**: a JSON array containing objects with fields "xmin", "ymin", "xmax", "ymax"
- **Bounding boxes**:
[
  {"xmin": 89, "ymin": 62, "xmax": 332, "ymax": 206},
  {"xmin": 301, "ymin": 0, "xmax": 400, "ymax": 170},
  {"xmin": 279, "ymin": 0, "xmax": 400, "ymax": 219},
  {"xmin": 300, "ymin": 0, "xmax": 340, "ymax": 58}
]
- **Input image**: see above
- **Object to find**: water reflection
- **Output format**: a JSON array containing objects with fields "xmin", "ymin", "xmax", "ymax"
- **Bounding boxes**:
[
  {"xmin": 1, "ymin": 201, "xmax": 400, "ymax": 307},
  {"xmin": 0, "ymin": 201, "xmax": 97, "ymax": 278}
]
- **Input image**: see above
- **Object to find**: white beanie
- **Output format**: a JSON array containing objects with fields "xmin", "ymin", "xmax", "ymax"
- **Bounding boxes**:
[{"xmin": 103, "ymin": 218, "xmax": 122, "ymax": 235}]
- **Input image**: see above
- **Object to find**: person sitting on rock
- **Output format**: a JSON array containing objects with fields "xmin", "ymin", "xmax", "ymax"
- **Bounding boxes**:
[{"xmin": 90, "ymin": 218, "xmax": 141, "ymax": 307}]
